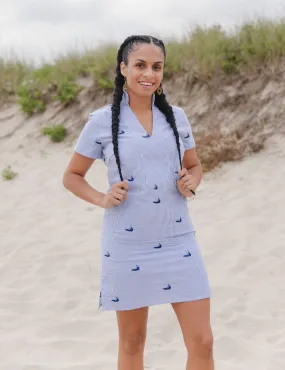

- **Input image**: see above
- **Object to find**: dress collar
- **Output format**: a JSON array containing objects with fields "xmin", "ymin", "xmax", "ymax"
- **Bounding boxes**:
[{"xmin": 121, "ymin": 90, "xmax": 155, "ymax": 108}]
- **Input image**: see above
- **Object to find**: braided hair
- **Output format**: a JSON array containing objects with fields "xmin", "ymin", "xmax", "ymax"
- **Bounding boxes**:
[{"xmin": 111, "ymin": 35, "xmax": 183, "ymax": 182}]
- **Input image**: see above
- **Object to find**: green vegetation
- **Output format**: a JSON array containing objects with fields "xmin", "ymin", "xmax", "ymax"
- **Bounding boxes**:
[
  {"xmin": 55, "ymin": 77, "xmax": 81, "ymax": 105},
  {"xmin": 17, "ymin": 82, "xmax": 46, "ymax": 116},
  {"xmin": 2, "ymin": 166, "xmax": 17, "ymax": 181},
  {"xmin": 41, "ymin": 124, "xmax": 67, "ymax": 142},
  {"xmin": 1, "ymin": 18, "xmax": 285, "ymax": 112},
  {"xmin": 15, "ymin": 65, "xmax": 81, "ymax": 115},
  {"xmin": 98, "ymin": 77, "xmax": 114, "ymax": 90},
  {"xmin": 0, "ymin": 58, "xmax": 32, "ymax": 100}
]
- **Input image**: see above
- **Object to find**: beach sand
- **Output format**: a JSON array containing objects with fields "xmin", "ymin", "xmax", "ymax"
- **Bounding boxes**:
[{"xmin": 0, "ymin": 131, "xmax": 284, "ymax": 370}]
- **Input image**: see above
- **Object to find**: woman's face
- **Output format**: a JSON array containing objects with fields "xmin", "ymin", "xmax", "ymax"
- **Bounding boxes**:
[{"xmin": 120, "ymin": 43, "xmax": 165, "ymax": 98}]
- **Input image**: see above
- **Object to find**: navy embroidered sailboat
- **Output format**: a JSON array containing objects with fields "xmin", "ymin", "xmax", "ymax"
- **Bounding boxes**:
[
  {"xmin": 125, "ymin": 226, "xmax": 134, "ymax": 232},
  {"xmin": 153, "ymin": 198, "xmax": 161, "ymax": 204},
  {"xmin": 183, "ymin": 251, "xmax": 191, "ymax": 257},
  {"xmin": 154, "ymin": 243, "xmax": 162, "ymax": 249},
  {"xmin": 131, "ymin": 265, "xmax": 140, "ymax": 271},
  {"xmin": 163, "ymin": 284, "xmax": 171, "ymax": 290}
]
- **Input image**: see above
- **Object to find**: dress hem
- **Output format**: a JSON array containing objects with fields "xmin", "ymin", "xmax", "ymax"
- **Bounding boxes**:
[{"xmin": 98, "ymin": 292, "xmax": 212, "ymax": 311}]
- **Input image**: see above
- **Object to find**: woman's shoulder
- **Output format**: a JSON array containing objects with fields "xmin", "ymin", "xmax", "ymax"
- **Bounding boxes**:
[
  {"xmin": 170, "ymin": 105, "xmax": 191, "ymax": 124},
  {"xmin": 170, "ymin": 105, "xmax": 187, "ymax": 117},
  {"xmin": 84, "ymin": 104, "xmax": 113, "ymax": 137},
  {"xmin": 89, "ymin": 103, "xmax": 112, "ymax": 122}
]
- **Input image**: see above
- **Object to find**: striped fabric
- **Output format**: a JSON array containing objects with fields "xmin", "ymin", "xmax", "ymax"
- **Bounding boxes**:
[{"xmin": 74, "ymin": 91, "xmax": 212, "ymax": 311}]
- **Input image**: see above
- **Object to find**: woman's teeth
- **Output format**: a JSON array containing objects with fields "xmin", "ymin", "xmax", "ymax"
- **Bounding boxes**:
[{"xmin": 139, "ymin": 82, "xmax": 153, "ymax": 86}]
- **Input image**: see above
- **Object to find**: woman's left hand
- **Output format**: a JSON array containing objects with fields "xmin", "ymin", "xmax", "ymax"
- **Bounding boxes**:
[{"xmin": 176, "ymin": 168, "xmax": 197, "ymax": 198}]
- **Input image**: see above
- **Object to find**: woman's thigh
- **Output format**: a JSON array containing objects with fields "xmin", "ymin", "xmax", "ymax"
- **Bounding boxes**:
[
  {"xmin": 171, "ymin": 299, "xmax": 213, "ymax": 346},
  {"xmin": 116, "ymin": 306, "xmax": 149, "ymax": 340}
]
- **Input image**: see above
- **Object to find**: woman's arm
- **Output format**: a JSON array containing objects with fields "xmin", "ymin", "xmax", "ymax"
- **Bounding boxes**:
[
  {"xmin": 182, "ymin": 147, "xmax": 203, "ymax": 189},
  {"xmin": 62, "ymin": 152, "xmax": 105, "ymax": 207}
]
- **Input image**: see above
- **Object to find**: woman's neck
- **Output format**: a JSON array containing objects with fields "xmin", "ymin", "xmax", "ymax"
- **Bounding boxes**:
[{"xmin": 127, "ymin": 90, "xmax": 153, "ymax": 112}]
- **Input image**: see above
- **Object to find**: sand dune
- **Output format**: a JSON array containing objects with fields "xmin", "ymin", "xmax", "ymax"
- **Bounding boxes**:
[{"xmin": 1, "ymin": 131, "xmax": 285, "ymax": 370}]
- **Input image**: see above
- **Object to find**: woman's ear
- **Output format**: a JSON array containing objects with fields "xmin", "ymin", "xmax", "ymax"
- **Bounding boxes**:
[{"xmin": 120, "ymin": 61, "xmax": 126, "ymax": 77}]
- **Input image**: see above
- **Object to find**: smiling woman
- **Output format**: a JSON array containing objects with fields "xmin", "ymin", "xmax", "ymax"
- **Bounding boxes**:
[
  {"xmin": 120, "ymin": 42, "xmax": 165, "ymax": 117},
  {"xmin": 63, "ymin": 35, "xmax": 214, "ymax": 370}
]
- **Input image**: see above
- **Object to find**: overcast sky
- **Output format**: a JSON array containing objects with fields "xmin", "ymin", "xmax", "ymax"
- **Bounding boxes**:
[{"xmin": 1, "ymin": 0, "xmax": 285, "ymax": 63}]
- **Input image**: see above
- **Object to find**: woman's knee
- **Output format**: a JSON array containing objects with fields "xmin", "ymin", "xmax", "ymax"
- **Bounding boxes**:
[
  {"xmin": 119, "ymin": 331, "xmax": 147, "ymax": 356},
  {"xmin": 186, "ymin": 331, "xmax": 214, "ymax": 358}
]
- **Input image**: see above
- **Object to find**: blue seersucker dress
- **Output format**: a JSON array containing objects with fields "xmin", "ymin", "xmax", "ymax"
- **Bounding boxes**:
[{"xmin": 74, "ymin": 91, "xmax": 212, "ymax": 311}]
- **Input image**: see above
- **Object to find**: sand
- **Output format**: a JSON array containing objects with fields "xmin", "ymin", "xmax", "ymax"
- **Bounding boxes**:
[{"xmin": 0, "ymin": 129, "xmax": 285, "ymax": 370}]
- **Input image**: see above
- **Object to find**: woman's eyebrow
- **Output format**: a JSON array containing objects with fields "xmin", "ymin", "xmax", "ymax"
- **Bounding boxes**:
[{"xmin": 135, "ymin": 59, "xmax": 163, "ymax": 64}]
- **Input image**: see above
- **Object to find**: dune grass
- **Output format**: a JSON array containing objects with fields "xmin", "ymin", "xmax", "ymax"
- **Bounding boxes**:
[
  {"xmin": 1, "ymin": 18, "xmax": 285, "ymax": 115},
  {"xmin": 41, "ymin": 124, "xmax": 67, "ymax": 143},
  {"xmin": 2, "ymin": 166, "xmax": 17, "ymax": 181},
  {"xmin": 0, "ymin": 59, "xmax": 33, "ymax": 100}
]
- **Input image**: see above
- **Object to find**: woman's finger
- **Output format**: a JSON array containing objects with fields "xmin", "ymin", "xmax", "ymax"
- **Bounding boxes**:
[
  {"xmin": 182, "ymin": 180, "xmax": 194, "ymax": 190},
  {"xmin": 116, "ymin": 189, "xmax": 127, "ymax": 201},
  {"xmin": 177, "ymin": 181, "xmax": 186, "ymax": 196},
  {"xmin": 113, "ymin": 192, "xmax": 124, "ymax": 201},
  {"xmin": 115, "ymin": 187, "xmax": 127, "ymax": 197},
  {"xmin": 184, "ymin": 177, "xmax": 197, "ymax": 189},
  {"xmin": 179, "ymin": 178, "xmax": 189, "ymax": 189},
  {"xmin": 112, "ymin": 198, "xmax": 122, "ymax": 206},
  {"xmin": 117, "ymin": 180, "xmax": 129, "ymax": 191},
  {"xmin": 178, "ymin": 168, "xmax": 188, "ymax": 178},
  {"xmin": 180, "ymin": 174, "xmax": 193, "ymax": 186},
  {"xmin": 180, "ymin": 178, "xmax": 189, "ymax": 189}
]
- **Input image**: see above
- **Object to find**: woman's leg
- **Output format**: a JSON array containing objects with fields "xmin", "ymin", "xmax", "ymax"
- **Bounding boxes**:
[
  {"xmin": 116, "ymin": 306, "xmax": 149, "ymax": 370},
  {"xmin": 172, "ymin": 298, "xmax": 214, "ymax": 370}
]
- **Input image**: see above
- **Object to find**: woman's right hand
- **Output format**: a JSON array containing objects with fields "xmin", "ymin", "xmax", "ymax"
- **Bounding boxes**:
[{"xmin": 100, "ymin": 180, "xmax": 129, "ymax": 209}]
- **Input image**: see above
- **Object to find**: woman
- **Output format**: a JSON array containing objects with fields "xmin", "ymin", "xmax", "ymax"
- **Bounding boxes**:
[{"xmin": 63, "ymin": 35, "xmax": 214, "ymax": 370}]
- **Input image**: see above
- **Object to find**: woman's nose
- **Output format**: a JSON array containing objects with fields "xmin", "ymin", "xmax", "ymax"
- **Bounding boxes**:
[{"xmin": 142, "ymin": 68, "xmax": 154, "ymax": 78}]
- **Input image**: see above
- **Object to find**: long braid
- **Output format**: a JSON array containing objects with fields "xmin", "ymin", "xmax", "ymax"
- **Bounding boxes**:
[
  {"xmin": 111, "ymin": 45, "xmax": 125, "ymax": 182},
  {"xmin": 111, "ymin": 35, "xmax": 182, "ymax": 181},
  {"xmin": 154, "ymin": 90, "xmax": 183, "ymax": 170},
  {"xmin": 111, "ymin": 68, "xmax": 124, "ymax": 181}
]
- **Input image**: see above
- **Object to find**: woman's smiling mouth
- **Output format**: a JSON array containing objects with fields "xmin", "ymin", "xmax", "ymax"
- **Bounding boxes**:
[{"xmin": 139, "ymin": 81, "xmax": 154, "ymax": 88}]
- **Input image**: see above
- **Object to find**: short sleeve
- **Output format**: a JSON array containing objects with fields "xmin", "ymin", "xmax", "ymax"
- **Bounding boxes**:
[
  {"xmin": 173, "ymin": 106, "xmax": 195, "ymax": 150},
  {"xmin": 74, "ymin": 112, "xmax": 103, "ymax": 159}
]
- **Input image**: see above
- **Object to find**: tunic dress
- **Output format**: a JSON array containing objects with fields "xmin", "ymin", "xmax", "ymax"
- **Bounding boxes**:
[{"xmin": 74, "ymin": 91, "xmax": 212, "ymax": 311}]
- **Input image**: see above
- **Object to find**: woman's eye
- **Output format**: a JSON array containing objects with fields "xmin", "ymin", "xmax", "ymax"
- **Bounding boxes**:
[{"xmin": 135, "ymin": 63, "xmax": 161, "ymax": 70}]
